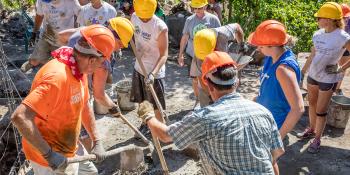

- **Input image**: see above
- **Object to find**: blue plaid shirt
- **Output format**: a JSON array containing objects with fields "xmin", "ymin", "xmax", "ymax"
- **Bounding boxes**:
[{"xmin": 168, "ymin": 92, "xmax": 283, "ymax": 174}]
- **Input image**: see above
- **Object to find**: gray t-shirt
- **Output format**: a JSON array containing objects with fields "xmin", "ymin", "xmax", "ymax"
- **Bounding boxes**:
[
  {"xmin": 182, "ymin": 12, "xmax": 221, "ymax": 58},
  {"xmin": 213, "ymin": 24, "xmax": 238, "ymax": 52}
]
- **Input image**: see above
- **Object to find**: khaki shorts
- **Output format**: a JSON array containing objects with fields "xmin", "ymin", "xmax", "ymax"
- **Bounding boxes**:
[
  {"xmin": 198, "ymin": 86, "xmax": 212, "ymax": 108},
  {"xmin": 30, "ymin": 38, "xmax": 59, "ymax": 63},
  {"xmin": 30, "ymin": 142, "xmax": 97, "ymax": 175},
  {"xmin": 190, "ymin": 55, "xmax": 202, "ymax": 78}
]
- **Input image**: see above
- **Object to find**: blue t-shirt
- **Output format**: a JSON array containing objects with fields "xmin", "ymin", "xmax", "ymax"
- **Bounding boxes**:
[{"xmin": 256, "ymin": 49, "xmax": 301, "ymax": 129}]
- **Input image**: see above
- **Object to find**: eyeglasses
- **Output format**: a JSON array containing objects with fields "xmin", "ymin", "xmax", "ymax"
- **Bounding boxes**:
[{"xmin": 192, "ymin": 7, "xmax": 204, "ymax": 10}]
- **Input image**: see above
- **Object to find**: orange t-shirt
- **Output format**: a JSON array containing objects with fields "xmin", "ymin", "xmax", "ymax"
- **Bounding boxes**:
[{"xmin": 22, "ymin": 59, "xmax": 89, "ymax": 167}]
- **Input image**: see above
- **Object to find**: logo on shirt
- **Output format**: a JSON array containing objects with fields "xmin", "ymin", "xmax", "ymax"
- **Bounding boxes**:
[
  {"xmin": 135, "ymin": 26, "xmax": 140, "ymax": 35},
  {"xmin": 134, "ymin": 26, "xmax": 151, "ymax": 41},
  {"xmin": 70, "ymin": 87, "xmax": 82, "ymax": 104},
  {"xmin": 192, "ymin": 23, "xmax": 208, "ymax": 36}
]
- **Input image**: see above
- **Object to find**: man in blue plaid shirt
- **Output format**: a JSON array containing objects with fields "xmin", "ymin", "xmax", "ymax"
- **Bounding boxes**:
[{"xmin": 137, "ymin": 52, "xmax": 285, "ymax": 174}]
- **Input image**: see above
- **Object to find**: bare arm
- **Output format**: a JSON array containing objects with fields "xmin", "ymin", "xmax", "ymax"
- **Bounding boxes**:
[
  {"xmin": 11, "ymin": 104, "xmax": 51, "ymax": 155},
  {"xmin": 234, "ymin": 23, "xmax": 244, "ymax": 43},
  {"xmin": 341, "ymin": 40, "xmax": 350, "ymax": 70},
  {"xmin": 33, "ymin": 14, "xmax": 44, "ymax": 33},
  {"xmin": 301, "ymin": 46, "xmax": 315, "ymax": 74},
  {"xmin": 276, "ymin": 65, "xmax": 304, "ymax": 139},
  {"xmin": 146, "ymin": 117, "xmax": 173, "ymax": 143},
  {"xmin": 57, "ymin": 28, "xmax": 80, "ymax": 46},
  {"xmin": 92, "ymin": 67, "xmax": 116, "ymax": 108},
  {"xmin": 213, "ymin": 7, "xmax": 222, "ymax": 22},
  {"xmin": 178, "ymin": 34, "xmax": 190, "ymax": 66},
  {"xmin": 151, "ymin": 29, "xmax": 169, "ymax": 76},
  {"xmin": 81, "ymin": 103, "xmax": 100, "ymax": 141}
]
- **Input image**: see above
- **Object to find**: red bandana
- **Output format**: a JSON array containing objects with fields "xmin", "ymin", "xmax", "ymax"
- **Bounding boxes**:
[{"xmin": 51, "ymin": 47, "xmax": 83, "ymax": 81}]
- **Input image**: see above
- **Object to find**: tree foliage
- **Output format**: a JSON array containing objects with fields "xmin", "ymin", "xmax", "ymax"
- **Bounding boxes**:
[
  {"xmin": 227, "ymin": 0, "xmax": 348, "ymax": 53},
  {"xmin": 0, "ymin": 0, "xmax": 35, "ymax": 10}
]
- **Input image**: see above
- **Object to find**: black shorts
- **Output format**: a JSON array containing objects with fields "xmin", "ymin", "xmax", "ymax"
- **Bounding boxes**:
[
  {"xmin": 307, "ymin": 76, "xmax": 338, "ymax": 91},
  {"xmin": 130, "ymin": 69, "xmax": 166, "ymax": 110},
  {"xmin": 343, "ymin": 50, "xmax": 350, "ymax": 56}
]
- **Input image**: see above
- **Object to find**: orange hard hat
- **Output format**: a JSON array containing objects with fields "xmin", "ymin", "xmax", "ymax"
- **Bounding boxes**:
[
  {"xmin": 248, "ymin": 20, "xmax": 288, "ymax": 46},
  {"xmin": 341, "ymin": 3, "xmax": 350, "ymax": 17},
  {"xmin": 201, "ymin": 51, "xmax": 237, "ymax": 86},
  {"xmin": 80, "ymin": 25, "xmax": 116, "ymax": 60}
]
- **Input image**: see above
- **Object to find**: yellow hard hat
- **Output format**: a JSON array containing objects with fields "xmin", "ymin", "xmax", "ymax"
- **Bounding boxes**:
[
  {"xmin": 314, "ymin": 2, "xmax": 342, "ymax": 20},
  {"xmin": 194, "ymin": 29, "xmax": 217, "ymax": 61},
  {"xmin": 109, "ymin": 17, "xmax": 134, "ymax": 48},
  {"xmin": 190, "ymin": 0, "xmax": 208, "ymax": 8},
  {"xmin": 133, "ymin": 0, "xmax": 157, "ymax": 19}
]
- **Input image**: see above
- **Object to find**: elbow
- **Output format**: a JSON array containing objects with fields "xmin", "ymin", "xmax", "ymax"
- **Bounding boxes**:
[
  {"xmin": 291, "ymin": 106, "xmax": 305, "ymax": 118},
  {"xmin": 11, "ymin": 111, "xmax": 23, "ymax": 125}
]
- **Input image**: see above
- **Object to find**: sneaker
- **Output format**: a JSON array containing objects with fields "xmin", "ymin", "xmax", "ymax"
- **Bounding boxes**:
[
  {"xmin": 307, "ymin": 138, "xmax": 321, "ymax": 154},
  {"xmin": 297, "ymin": 128, "xmax": 315, "ymax": 139}
]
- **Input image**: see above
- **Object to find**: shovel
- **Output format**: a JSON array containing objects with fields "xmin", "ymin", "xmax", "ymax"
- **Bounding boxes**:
[
  {"xmin": 129, "ymin": 40, "xmax": 170, "ymax": 175},
  {"xmin": 229, "ymin": 49, "xmax": 255, "ymax": 70},
  {"xmin": 67, "ymin": 144, "xmax": 150, "ymax": 171},
  {"xmin": 111, "ymin": 112, "xmax": 151, "ymax": 145}
]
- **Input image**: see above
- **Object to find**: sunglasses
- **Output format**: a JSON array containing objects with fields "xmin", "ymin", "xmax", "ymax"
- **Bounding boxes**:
[{"xmin": 192, "ymin": 7, "xmax": 204, "ymax": 10}]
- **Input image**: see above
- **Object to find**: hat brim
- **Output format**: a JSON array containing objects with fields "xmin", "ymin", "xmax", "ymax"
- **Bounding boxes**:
[{"xmin": 344, "ymin": 12, "xmax": 350, "ymax": 17}]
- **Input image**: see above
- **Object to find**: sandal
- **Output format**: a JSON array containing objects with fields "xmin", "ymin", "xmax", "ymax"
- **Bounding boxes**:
[
  {"xmin": 297, "ymin": 128, "xmax": 315, "ymax": 139},
  {"xmin": 307, "ymin": 138, "xmax": 321, "ymax": 154}
]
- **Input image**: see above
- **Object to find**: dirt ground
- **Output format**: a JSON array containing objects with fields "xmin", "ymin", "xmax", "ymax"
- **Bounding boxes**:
[{"xmin": 1, "ymin": 35, "xmax": 350, "ymax": 175}]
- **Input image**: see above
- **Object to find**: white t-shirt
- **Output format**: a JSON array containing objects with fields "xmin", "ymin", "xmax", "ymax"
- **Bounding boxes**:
[
  {"xmin": 131, "ymin": 13, "xmax": 168, "ymax": 79},
  {"xmin": 309, "ymin": 28, "xmax": 350, "ymax": 83},
  {"xmin": 77, "ymin": 2, "xmax": 117, "ymax": 26},
  {"xmin": 36, "ymin": 0, "xmax": 81, "ymax": 32}
]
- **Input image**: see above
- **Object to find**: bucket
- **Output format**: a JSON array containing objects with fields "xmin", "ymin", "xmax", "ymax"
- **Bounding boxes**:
[
  {"xmin": 327, "ymin": 95, "xmax": 350, "ymax": 129},
  {"xmin": 115, "ymin": 80, "xmax": 136, "ymax": 111}
]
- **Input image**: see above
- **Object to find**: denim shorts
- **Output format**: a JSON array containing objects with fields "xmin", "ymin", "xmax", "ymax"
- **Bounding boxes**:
[{"xmin": 307, "ymin": 76, "xmax": 338, "ymax": 91}]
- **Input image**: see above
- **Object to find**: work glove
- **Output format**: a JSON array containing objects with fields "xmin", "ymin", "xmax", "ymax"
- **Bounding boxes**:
[
  {"xmin": 43, "ymin": 148, "xmax": 68, "ymax": 170},
  {"xmin": 145, "ymin": 73, "xmax": 155, "ymax": 85},
  {"xmin": 325, "ymin": 64, "xmax": 344, "ymax": 74},
  {"xmin": 29, "ymin": 31, "xmax": 39, "ymax": 46},
  {"xmin": 91, "ymin": 140, "xmax": 107, "ymax": 163},
  {"xmin": 109, "ymin": 103, "xmax": 121, "ymax": 117},
  {"xmin": 137, "ymin": 101, "xmax": 155, "ymax": 123}
]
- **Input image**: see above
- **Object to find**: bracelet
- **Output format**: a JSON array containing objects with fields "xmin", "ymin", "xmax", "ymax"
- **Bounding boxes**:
[{"xmin": 144, "ymin": 114, "xmax": 154, "ymax": 123}]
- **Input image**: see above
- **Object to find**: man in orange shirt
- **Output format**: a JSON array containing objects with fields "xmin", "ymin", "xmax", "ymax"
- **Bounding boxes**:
[{"xmin": 11, "ymin": 25, "xmax": 115, "ymax": 174}]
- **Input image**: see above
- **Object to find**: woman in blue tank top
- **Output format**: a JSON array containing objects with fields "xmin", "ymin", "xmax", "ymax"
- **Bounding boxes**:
[
  {"xmin": 248, "ymin": 19, "xmax": 305, "ymax": 175},
  {"xmin": 248, "ymin": 20, "xmax": 304, "ymax": 140}
]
